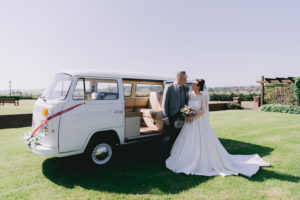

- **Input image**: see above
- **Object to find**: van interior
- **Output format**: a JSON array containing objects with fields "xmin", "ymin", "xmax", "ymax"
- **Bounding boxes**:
[{"xmin": 123, "ymin": 79, "xmax": 164, "ymax": 141}]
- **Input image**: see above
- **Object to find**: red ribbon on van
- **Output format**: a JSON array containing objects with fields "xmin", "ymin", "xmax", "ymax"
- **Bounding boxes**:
[{"xmin": 31, "ymin": 102, "xmax": 85, "ymax": 136}]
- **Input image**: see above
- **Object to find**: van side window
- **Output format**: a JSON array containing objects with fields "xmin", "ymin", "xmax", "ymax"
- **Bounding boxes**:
[
  {"xmin": 123, "ymin": 83, "xmax": 132, "ymax": 97},
  {"xmin": 135, "ymin": 84, "xmax": 163, "ymax": 97},
  {"xmin": 73, "ymin": 79, "xmax": 84, "ymax": 100},
  {"xmin": 95, "ymin": 80, "xmax": 119, "ymax": 100},
  {"xmin": 73, "ymin": 79, "xmax": 91, "ymax": 100}
]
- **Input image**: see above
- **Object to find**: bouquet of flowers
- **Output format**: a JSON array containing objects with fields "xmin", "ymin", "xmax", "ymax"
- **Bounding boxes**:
[{"xmin": 180, "ymin": 105, "xmax": 197, "ymax": 117}]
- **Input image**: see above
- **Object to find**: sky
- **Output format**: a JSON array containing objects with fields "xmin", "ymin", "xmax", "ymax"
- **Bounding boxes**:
[{"xmin": 0, "ymin": 0, "xmax": 299, "ymax": 90}]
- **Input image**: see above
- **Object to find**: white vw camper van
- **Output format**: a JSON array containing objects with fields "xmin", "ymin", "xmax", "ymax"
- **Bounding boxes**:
[{"xmin": 24, "ymin": 71, "xmax": 176, "ymax": 166}]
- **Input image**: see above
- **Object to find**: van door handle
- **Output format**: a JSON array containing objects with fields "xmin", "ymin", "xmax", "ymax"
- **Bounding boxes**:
[{"xmin": 113, "ymin": 110, "xmax": 123, "ymax": 114}]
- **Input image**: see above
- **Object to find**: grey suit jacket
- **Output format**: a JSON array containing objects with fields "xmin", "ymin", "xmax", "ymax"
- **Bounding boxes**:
[{"xmin": 162, "ymin": 82, "xmax": 189, "ymax": 119}]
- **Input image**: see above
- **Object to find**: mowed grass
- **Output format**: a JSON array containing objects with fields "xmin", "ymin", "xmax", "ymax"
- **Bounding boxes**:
[
  {"xmin": 0, "ymin": 100, "xmax": 35, "ymax": 115},
  {"xmin": 0, "ymin": 100, "xmax": 253, "ymax": 115},
  {"xmin": 0, "ymin": 110, "xmax": 299, "ymax": 200}
]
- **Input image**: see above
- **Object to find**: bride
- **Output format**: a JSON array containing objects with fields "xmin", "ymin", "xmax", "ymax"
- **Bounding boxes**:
[{"xmin": 166, "ymin": 79, "xmax": 270, "ymax": 177}]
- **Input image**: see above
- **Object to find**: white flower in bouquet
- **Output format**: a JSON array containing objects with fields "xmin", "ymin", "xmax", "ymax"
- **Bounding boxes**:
[{"xmin": 180, "ymin": 105, "xmax": 197, "ymax": 117}]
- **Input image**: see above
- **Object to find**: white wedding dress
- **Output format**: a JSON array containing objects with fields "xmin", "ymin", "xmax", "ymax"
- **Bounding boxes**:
[{"xmin": 166, "ymin": 92, "xmax": 270, "ymax": 177}]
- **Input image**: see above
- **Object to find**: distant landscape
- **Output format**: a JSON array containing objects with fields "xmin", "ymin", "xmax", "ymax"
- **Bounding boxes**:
[
  {"xmin": 0, "ymin": 89, "xmax": 44, "ymax": 98},
  {"xmin": 0, "ymin": 85, "xmax": 260, "ymax": 98},
  {"xmin": 208, "ymin": 85, "xmax": 260, "ymax": 94}
]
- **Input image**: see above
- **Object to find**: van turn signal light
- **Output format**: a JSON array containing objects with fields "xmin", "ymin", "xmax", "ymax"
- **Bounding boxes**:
[{"xmin": 42, "ymin": 108, "xmax": 48, "ymax": 116}]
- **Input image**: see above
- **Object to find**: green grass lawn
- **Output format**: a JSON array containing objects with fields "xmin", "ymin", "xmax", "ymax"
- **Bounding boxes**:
[
  {"xmin": 0, "ymin": 110, "xmax": 299, "ymax": 200},
  {"xmin": 0, "ymin": 100, "xmax": 35, "ymax": 115},
  {"xmin": 0, "ymin": 100, "xmax": 253, "ymax": 115}
]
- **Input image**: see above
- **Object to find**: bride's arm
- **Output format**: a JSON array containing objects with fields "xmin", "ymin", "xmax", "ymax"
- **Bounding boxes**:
[{"xmin": 186, "ymin": 95, "xmax": 205, "ymax": 121}]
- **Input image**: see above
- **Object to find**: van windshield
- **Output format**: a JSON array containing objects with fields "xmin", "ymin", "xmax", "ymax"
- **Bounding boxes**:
[{"xmin": 41, "ymin": 73, "xmax": 72, "ymax": 101}]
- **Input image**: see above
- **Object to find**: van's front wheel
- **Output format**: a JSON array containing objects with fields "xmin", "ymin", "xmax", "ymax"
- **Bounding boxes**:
[{"xmin": 86, "ymin": 140, "xmax": 115, "ymax": 166}]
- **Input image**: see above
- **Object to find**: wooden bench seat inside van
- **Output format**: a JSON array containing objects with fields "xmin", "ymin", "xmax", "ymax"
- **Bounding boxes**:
[
  {"xmin": 125, "ymin": 91, "xmax": 163, "ymax": 133},
  {"xmin": 136, "ymin": 92, "xmax": 163, "ymax": 132}
]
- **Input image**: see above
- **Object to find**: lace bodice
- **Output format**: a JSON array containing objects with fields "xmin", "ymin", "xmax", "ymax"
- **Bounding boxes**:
[{"xmin": 188, "ymin": 93, "xmax": 203, "ymax": 111}]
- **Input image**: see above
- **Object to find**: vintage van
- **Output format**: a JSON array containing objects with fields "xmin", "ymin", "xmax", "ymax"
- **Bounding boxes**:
[{"xmin": 24, "ymin": 71, "xmax": 177, "ymax": 166}]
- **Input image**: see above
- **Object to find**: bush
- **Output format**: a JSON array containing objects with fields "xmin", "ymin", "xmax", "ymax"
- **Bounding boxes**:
[
  {"xmin": 20, "ymin": 95, "xmax": 38, "ymax": 100},
  {"xmin": 260, "ymin": 104, "xmax": 300, "ymax": 114},
  {"xmin": 0, "ymin": 96, "xmax": 21, "ymax": 100},
  {"xmin": 264, "ymin": 84, "xmax": 296, "ymax": 105},
  {"xmin": 226, "ymin": 103, "xmax": 242, "ymax": 110},
  {"xmin": 0, "ymin": 95, "xmax": 38, "ymax": 100},
  {"xmin": 294, "ymin": 77, "xmax": 300, "ymax": 104},
  {"xmin": 210, "ymin": 93, "xmax": 258, "ymax": 101}
]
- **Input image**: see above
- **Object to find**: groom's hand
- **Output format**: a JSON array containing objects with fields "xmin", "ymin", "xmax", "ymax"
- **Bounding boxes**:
[{"xmin": 163, "ymin": 119, "xmax": 170, "ymax": 126}]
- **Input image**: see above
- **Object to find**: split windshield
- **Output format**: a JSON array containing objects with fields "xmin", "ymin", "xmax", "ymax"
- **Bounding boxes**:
[{"xmin": 41, "ymin": 73, "xmax": 72, "ymax": 101}]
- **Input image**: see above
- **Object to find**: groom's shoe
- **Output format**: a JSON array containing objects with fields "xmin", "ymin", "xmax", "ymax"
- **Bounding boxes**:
[
  {"xmin": 158, "ymin": 159, "xmax": 166, "ymax": 168},
  {"xmin": 159, "ymin": 161, "xmax": 166, "ymax": 168}
]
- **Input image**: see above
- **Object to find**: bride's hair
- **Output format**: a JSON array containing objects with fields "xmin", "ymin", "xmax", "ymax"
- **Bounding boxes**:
[{"xmin": 196, "ymin": 79, "xmax": 205, "ymax": 91}]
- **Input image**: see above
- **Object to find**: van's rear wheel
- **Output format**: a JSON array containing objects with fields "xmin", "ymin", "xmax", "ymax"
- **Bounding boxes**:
[{"xmin": 86, "ymin": 140, "xmax": 115, "ymax": 166}]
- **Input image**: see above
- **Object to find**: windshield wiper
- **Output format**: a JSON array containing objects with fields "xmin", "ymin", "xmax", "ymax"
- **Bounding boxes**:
[{"xmin": 39, "ymin": 96, "xmax": 47, "ymax": 102}]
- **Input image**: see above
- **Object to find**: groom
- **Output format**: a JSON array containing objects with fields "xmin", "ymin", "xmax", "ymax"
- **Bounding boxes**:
[{"xmin": 160, "ymin": 71, "xmax": 189, "ymax": 165}]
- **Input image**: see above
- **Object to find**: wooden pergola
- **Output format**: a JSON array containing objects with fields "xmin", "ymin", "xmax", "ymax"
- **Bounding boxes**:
[{"xmin": 256, "ymin": 76, "xmax": 295, "ymax": 106}]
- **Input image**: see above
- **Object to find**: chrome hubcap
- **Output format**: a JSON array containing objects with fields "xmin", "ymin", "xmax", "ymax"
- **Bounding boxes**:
[{"xmin": 92, "ymin": 143, "xmax": 112, "ymax": 165}]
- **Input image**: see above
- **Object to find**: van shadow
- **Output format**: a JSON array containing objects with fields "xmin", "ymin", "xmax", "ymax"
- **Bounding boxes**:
[{"xmin": 42, "ymin": 138, "xmax": 296, "ymax": 194}]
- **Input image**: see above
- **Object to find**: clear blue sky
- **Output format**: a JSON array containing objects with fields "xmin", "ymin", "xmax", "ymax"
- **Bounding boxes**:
[{"xmin": 0, "ymin": 0, "xmax": 299, "ymax": 90}]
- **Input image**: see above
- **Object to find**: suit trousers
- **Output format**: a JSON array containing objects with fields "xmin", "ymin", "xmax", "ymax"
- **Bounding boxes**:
[{"xmin": 160, "ymin": 114, "xmax": 182, "ymax": 163}]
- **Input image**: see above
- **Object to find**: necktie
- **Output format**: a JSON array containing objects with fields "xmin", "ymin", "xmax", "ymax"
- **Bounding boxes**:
[{"xmin": 179, "ymin": 86, "xmax": 184, "ymax": 106}]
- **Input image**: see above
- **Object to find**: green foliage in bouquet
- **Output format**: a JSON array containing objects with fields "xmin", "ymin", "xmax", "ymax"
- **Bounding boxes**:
[{"xmin": 260, "ymin": 104, "xmax": 300, "ymax": 114}]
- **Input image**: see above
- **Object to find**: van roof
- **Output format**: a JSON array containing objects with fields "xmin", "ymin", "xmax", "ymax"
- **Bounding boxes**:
[{"xmin": 60, "ymin": 70, "xmax": 176, "ymax": 82}]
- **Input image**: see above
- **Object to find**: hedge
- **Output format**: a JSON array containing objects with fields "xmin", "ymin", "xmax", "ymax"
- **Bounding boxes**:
[
  {"xmin": 294, "ymin": 77, "xmax": 300, "ymax": 104},
  {"xmin": 0, "ymin": 95, "xmax": 38, "ymax": 100},
  {"xmin": 0, "ymin": 96, "xmax": 21, "ymax": 100},
  {"xmin": 226, "ymin": 103, "xmax": 242, "ymax": 110},
  {"xmin": 260, "ymin": 104, "xmax": 300, "ymax": 114},
  {"xmin": 209, "ymin": 93, "xmax": 259, "ymax": 101}
]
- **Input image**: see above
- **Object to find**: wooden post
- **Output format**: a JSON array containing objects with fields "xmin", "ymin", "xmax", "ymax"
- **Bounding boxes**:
[
  {"xmin": 261, "ymin": 76, "xmax": 264, "ymax": 106},
  {"xmin": 282, "ymin": 84, "xmax": 285, "ymax": 104},
  {"xmin": 9, "ymin": 80, "xmax": 11, "ymax": 96}
]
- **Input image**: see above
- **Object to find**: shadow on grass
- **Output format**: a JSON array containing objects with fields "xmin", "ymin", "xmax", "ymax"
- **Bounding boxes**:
[
  {"xmin": 42, "ymin": 138, "xmax": 297, "ymax": 194},
  {"xmin": 245, "ymin": 168, "xmax": 300, "ymax": 182}
]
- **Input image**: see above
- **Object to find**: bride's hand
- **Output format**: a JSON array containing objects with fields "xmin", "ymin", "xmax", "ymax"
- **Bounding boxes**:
[
  {"xmin": 184, "ymin": 117, "xmax": 189, "ymax": 122},
  {"xmin": 185, "ymin": 116, "xmax": 193, "ymax": 122}
]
